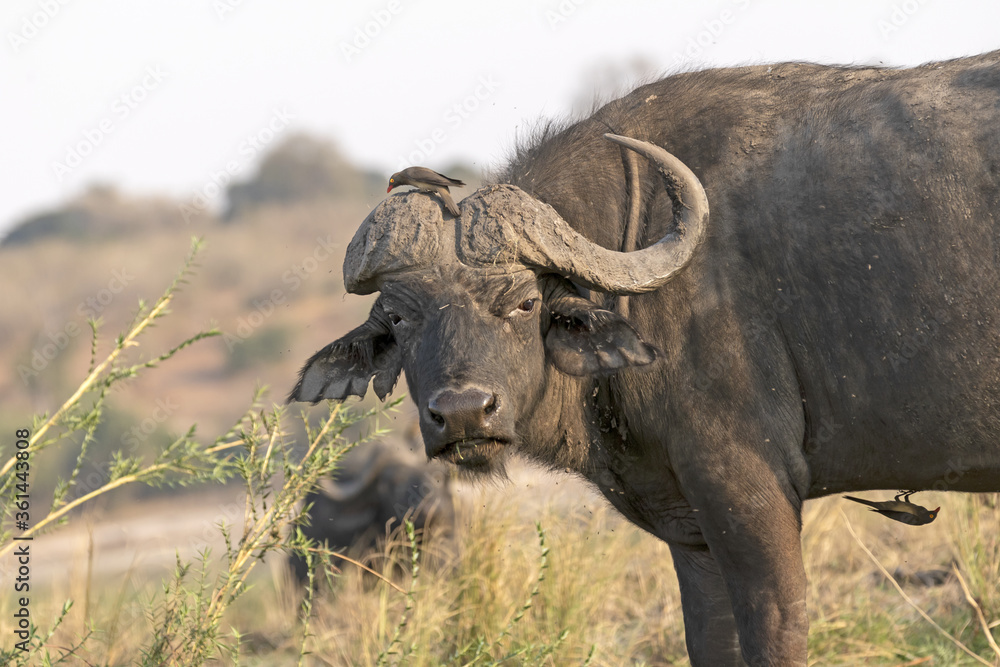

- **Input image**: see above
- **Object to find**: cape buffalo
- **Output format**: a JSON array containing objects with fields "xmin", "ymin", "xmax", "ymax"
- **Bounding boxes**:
[
  {"xmin": 289, "ymin": 442, "xmax": 454, "ymax": 585},
  {"xmin": 290, "ymin": 51, "xmax": 1000, "ymax": 665}
]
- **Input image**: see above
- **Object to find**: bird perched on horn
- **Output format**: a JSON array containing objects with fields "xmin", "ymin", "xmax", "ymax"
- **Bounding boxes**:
[{"xmin": 387, "ymin": 167, "xmax": 465, "ymax": 217}]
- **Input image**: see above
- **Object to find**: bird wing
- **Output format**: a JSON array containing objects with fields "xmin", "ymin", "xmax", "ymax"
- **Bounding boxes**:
[
  {"xmin": 879, "ymin": 510, "xmax": 924, "ymax": 525},
  {"xmin": 439, "ymin": 189, "xmax": 460, "ymax": 216},
  {"xmin": 844, "ymin": 496, "xmax": 928, "ymax": 515},
  {"xmin": 843, "ymin": 495, "xmax": 879, "ymax": 509},
  {"xmin": 877, "ymin": 500, "xmax": 925, "ymax": 513},
  {"xmin": 405, "ymin": 167, "xmax": 465, "ymax": 188}
]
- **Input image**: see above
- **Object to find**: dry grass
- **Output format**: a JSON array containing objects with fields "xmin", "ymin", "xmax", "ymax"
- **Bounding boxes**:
[
  {"xmin": 281, "ymin": 484, "xmax": 999, "ymax": 666},
  {"xmin": 3, "ymin": 468, "xmax": 998, "ymax": 665},
  {"xmin": 285, "ymin": 485, "xmax": 685, "ymax": 666}
]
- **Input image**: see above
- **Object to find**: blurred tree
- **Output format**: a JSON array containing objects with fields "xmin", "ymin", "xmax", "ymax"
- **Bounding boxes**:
[
  {"xmin": 2, "ymin": 184, "xmax": 188, "ymax": 246},
  {"xmin": 224, "ymin": 134, "xmax": 383, "ymax": 221}
]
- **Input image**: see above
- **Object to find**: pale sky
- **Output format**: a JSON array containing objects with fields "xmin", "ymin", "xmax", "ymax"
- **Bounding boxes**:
[{"xmin": 3, "ymin": 0, "xmax": 998, "ymax": 235}]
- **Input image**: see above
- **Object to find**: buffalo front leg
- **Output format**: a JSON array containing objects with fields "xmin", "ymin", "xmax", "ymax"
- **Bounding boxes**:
[
  {"xmin": 683, "ymin": 468, "xmax": 809, "ymax": 665},
  {"xmin": 669, "ymin": 543, "xmax": 745, "ymax": 666}
]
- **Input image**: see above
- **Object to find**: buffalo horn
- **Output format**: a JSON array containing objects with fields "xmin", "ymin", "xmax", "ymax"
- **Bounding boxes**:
[{"xmin": 516, "ymin": 133, "xmax": 708, "ymax": 294}]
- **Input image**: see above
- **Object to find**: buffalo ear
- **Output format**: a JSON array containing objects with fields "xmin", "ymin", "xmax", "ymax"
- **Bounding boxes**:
[
  {"xmin": 544, "ymin": 294, "xmax": 658, "ymax": 376},
  {"xmin": 287, "ymin": 299, "xmax": 402, "ymax": 404}
]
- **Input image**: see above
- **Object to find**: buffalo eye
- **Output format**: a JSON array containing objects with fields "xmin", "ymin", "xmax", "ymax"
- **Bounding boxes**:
[
  {"xmin": 508, "ymin": 298, "xmax": 537, "ymax": 317},
  {"xmin": 388, "ymin": 312, "xmax": 403, "ymax": 326}
]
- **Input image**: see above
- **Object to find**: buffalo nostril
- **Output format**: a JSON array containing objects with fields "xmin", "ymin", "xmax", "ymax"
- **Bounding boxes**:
[
  {"xmin": 426, "ymin": 388, "xmax": 499, "ymax": 437},
  {"xmin": 426, "ymin": 400, "xmax": 447, "ymax": 427}
]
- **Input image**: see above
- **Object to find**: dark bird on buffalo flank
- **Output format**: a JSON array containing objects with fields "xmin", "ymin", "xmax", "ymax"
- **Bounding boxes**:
[
  {"xmin": 843, "ymin": 491, "xmax": 939, "ymax": 525},
  {"xmin": 387, "ymin": 167, "xmax": 465, "ymax": 217}
]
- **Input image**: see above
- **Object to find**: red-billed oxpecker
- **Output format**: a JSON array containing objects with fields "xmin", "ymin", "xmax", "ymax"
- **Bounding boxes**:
[
  {"xmin": 387, "ymin": 167, "xmax": 465, "ymax": 217},
  {"xmin": 843, "ymin": 491, "xmax": 939, "ymax": 525}
]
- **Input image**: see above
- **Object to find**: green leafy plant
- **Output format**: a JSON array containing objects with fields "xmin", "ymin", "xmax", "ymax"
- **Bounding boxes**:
[{"xmin": 0, "ymin": 239, "xmax": 403, "ymax": 666}]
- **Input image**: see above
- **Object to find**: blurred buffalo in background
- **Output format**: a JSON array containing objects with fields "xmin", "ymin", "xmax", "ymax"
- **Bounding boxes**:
[{"xmin": 289, "ymin": 439, "xmax": 455, "ymax": 585}]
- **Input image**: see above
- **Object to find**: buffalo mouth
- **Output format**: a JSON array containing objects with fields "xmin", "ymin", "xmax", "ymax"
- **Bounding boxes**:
[{"xmin": 433, "ymin": 438, "xmax": 509, "ymax": 472}]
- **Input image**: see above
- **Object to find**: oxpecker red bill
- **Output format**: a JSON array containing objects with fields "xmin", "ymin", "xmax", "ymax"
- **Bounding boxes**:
[{"xmin": 387, "ymin": 166, "xmax": 465, "ymax": 217}]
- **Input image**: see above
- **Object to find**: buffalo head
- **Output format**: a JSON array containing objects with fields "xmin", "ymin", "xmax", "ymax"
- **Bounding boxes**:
[
  {"xmin": 289, "ymin": 442, "xmax": 454, "ymax": 584},
  {"xmin": 289, "ymin": 134, "xmax": 708, "ymax": 474}
]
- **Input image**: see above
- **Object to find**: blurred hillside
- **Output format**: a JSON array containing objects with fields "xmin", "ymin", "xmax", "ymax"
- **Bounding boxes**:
[{"xmin": 0, "ymin": 134, "xmax": 481, "ymax": 504}]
